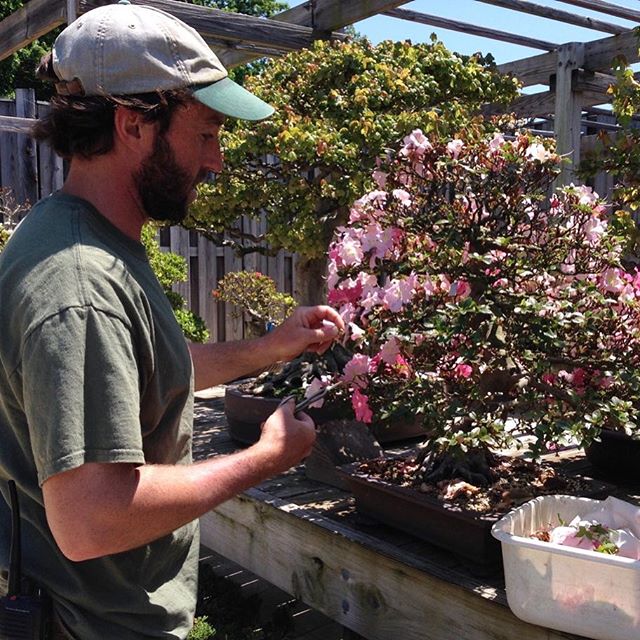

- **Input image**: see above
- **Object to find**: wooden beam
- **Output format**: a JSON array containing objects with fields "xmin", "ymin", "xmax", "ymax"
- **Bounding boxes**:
[
  {"xmin": 553, "ymin": 0, "xmax": 640, "ymax": 23},
  {"xmin": 497, "ymin": 51, "xmax": 557, "ymax": 87},
  {"xmin": 475, "ymin": 0, "xmax": 629, "ymax": 34},
  {"xmin": 384, "ymin": 8, "xmax": 557, "ymax": 51},
  {"xmin": 583, "ymin": 29, "xmax": 640, "ymax": 71},
  {"xmin": 79, "ymin": 0, "xmax": 347, "ymax": 53},
  {"xmin": 0, "ymin": 0, "xmax": 66, "ymax": 63},
  {"xmin": 498, "ymin": 27, "xmax": 640, "ymax": 87},
  {"xmin": 0, "ymin": 115, "xmax": 34, "ymax": 134},
  {"xmin": 219, "ymin": 0, "xmax": 412, "ymax": 68}
]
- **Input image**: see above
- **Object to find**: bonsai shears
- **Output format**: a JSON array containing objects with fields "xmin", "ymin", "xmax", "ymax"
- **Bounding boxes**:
[{"xmin": 278, "ymin": 381, "xmax": 343, "ymax": 416}]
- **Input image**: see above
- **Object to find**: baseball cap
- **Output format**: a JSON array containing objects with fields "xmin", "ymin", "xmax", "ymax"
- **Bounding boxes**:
[{"xmin": 52, "ymin": 0, "xmax": 275, "ymax": 121}]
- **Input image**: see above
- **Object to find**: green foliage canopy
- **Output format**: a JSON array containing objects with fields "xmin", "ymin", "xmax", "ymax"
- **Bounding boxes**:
[{"xmin": 188, "ymin": 37, "xmax": 519, "ymax": 259}]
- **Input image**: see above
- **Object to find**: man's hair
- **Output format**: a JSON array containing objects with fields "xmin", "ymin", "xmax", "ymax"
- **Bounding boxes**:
[{"xmin": 32, "ymin": 53, "xmax": 193, "ymax": 159}]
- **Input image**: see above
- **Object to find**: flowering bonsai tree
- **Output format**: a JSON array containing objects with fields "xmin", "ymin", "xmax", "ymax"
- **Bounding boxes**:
[
  {"xmin": 188, "ymin": 38, "xmax": 518, "ymax": 304},
  {"xmin": 325, "ymin": 126, "xmax": 640, "ymax": 486}
]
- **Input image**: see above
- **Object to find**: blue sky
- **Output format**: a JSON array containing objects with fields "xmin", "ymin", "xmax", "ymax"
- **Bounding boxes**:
[{"xmin": 287, "ymin": 0, "xmax": 639, "ymax": 65}]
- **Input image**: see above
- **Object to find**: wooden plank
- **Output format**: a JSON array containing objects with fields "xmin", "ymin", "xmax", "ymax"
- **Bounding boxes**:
[
  {"xmin": 224, "ymin": 220, "xmax": 243, "ymax": 341},
  {"xmin": 36, "ymin": 102, "xmax": 64, "ymax": 199},
  {"xmin": 170, "ymin": 226, "xmax": 191, "ymax": 306},
  {"xmin": 220, "ymin": 0, "xmax": 412, "ymax": 68},
  {"xmin": 79, "ymin": 0, "xmax": 347, "ymax": 53},
  {"xmin": 554, "ymin": 0, "xmax": 640, "ymax": 23},
  {"xmin": 474, "ymin": 0, "xmax": 628, "ymax": 34},
  {"xmin": 555, "ymin": 43, "xmax": 585, "ymax": 187},
  {"xmin": 200, "ymin": 493, "xmax": 585, "ymax": 640},
  {"xmin": 484, "ymin": 89, "xmax": 556, "ymax": 118},
  {"xmin": 0, "ymin": 0, "xmax": 66, "ymax": 62},
  {"xmin": 384, "ymin": 8, "xmax": 557, "ymax": 51},
  {"xmin": 14, "ymin": 89, "xmax": 38, "ymax": 207},
  {"xmin": 198, "ymin": 234, "xmax": 218, "ymax": 343}
]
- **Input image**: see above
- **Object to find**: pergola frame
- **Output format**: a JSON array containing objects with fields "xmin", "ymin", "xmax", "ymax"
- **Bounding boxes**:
[{"xmin": 1, "ymin": 0, "xmax": 639, "ymax": 185}]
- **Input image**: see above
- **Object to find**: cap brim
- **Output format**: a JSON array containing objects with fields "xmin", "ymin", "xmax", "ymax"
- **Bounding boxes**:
[{"xmin": 193, "ymin": 77, "xmax": 275, "ymax": 121}]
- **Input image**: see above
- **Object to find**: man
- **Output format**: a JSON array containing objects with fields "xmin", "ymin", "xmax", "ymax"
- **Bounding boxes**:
[{"xmin": 0, "ymin": 2, "xmax": 344, "ymax": 638}]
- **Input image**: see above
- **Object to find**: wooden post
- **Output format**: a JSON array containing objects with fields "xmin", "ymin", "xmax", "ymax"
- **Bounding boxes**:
[
  {"xmin": 66, "ymin": 0, "xmax": 77, "ymax": 23},
  {"xmin": 554, "ymin": 43, "xmax": 585, "ymax": 187},
  {"xmin": 14, "ymin": 89, "xmax": 38, "ymax": 209},
  {"xmin": 170, "ymin": 226, "xmax": 192, "ymax": 307}
]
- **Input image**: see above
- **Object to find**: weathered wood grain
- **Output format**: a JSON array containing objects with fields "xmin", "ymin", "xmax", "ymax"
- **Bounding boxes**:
[
  {"xmin": 475, "ymin": 0, "xmax": 628, "ymax": 34},
  {"xmin": 200, "ymin": 490, "xmax": 586, "ymax": 640},
  {"xmin": 384, "ymin": 7, "xmax": 557, "ymax": 51},
  {"xmin": 219, "ymin": 0, "xmax": 412, "ymax": 68},
  {"xmin": 0, "ymin": 0, "xmax": 66, "ymax": 62}
]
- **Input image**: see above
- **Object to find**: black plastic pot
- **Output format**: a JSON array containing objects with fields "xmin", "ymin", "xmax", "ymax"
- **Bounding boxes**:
[{"xmin": 584, "ymin": 430, "xmax": 640, "ymax": 483}]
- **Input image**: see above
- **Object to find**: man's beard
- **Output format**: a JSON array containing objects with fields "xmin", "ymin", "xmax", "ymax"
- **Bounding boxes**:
[{"xmin": 134, "ymin": 134, "xmax": 203, "ymax": 224}]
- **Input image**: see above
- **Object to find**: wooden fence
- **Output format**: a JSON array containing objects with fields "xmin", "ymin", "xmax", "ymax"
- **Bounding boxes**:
[{"xmin": 0, "ymin": 90, "xmax": 296, "ymax": 343}]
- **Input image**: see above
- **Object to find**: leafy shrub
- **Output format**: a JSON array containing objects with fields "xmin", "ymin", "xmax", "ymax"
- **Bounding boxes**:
[{"xmin": 141, "ymin": 224, "xmax": 210, "ymax": 343}]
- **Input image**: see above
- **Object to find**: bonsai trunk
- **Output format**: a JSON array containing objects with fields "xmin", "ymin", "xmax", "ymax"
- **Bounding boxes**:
[{"xmin": 294, "ymin": 255, "xmax": 328, "ymax": 306}]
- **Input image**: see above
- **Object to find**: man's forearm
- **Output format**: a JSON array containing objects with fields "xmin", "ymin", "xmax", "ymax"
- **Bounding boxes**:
[
  {"xmin": 44, "ymin": 446, "xmax": 280, "ymax": 561},
  {"xmin": 189, "ymin": 334, "xmax": 279, "ymax": 390}
]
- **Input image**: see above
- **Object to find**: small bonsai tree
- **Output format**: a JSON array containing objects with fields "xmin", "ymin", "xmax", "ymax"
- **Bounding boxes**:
[
  {"xmin": 325, "ymin": 125, "xmax": 640, "ymax": 486},
  {"xmin": 188, "ymin": 37, "xmax": 518, "ymax": 304},
  {"xmin": 212, "ymin": 270, "xmax": 296, "ymax": 337}
]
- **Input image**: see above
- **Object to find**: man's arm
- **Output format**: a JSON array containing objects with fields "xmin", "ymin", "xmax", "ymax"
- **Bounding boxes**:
[
  {"xmin": 42, "ymin": 401, "xmax": 314, "ymax": 561},
  {"xmin": 189, "ymin": 305, "xmax": 344, "ymax": 390}
]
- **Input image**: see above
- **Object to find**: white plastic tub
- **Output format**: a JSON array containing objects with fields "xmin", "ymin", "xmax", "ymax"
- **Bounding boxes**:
[{"xmin": 492, "ymin": 495, "xmax": 640, "ymax": 640}]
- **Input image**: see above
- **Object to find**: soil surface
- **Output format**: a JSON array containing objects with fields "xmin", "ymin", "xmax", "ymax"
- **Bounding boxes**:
[{"xmin": 355, "ymin": 454, "xmax": 602, "ymax": 517}]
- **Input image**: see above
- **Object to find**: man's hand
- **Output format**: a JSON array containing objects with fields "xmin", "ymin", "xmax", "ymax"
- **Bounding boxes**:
[
  {"xmin": 250, "ymin": 399, "xmax": 316, "ymax": 475},
  {"xmin": 264, "ymin": 305, "xmax": 345, "ymax": 363}
]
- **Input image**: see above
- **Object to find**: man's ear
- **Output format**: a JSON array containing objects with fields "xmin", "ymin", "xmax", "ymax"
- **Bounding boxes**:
[{"xmin": 113, "ymin": 106, "xmax": 156, "ymax": 154}]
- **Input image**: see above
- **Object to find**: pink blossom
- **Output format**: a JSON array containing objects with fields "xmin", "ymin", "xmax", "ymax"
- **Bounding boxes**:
[
  {"xmin": 382, "ymin": 274, "xmax": 417, "ymax": 312},
  {"xmin": 451, "ymin": 279, "xmax": 472, "ymax": 300},
  {"xmin": 348, "ymin": 322, "xmax": 365, "ymax": 342},
  {"xmin": 392, "ymin": 188, "xmax": 412, "ymax": 207},
  {"xmin": 400, "ymin": 129, "xmax": 432, "ymax": 158},
  {"xmin": 599, "ymin": 267, "xmax": 626, "ymax": 294},
  {"xmin": 351, "ymin": 388, "xmax": 373, "ymax": 423},
  {"xmin": 335, "ymin": 230, "xmax": 364, "ymax": 267},
  {"xmin": 583, "ymin": 215, "xmax": 607, "ymax": 246},
  {"xmin": 446, "ymin": 138, "xmax": 464, "ymax": 159},
  {"xmin": 525, "ymin": 143, "xmax": 552, "ymax": 163},
  {"xmin": 541, "ymin": 373, "xmax": 557, "ymax": 386},
  {"xmin": 488, "ymin": 132, "xmax": 505, "ymax": 153},
  {"xmin": 574, "ymin": 184, "xmax": 599, "ymax": 206},
  {"xmin": 327, "ymin": 278, "xmax": 363, "ymax": 306},
  {"xmin": 304, "ymin": 377, "xmax": 329, "ymax": 408},
  {"xmin": 379, "ymin": 337, "xmax": 401, "ymax": 364},
  {"xmin": 342, "ymin": 354, "xmax": 372, "ymax": 387},
  {"xmin": 372, "ymin": 169, "xmax": 387, "ymax": 189},
  {"xmin": 454, "ymin": 363, "xmax": 473, "ymax": 379}
]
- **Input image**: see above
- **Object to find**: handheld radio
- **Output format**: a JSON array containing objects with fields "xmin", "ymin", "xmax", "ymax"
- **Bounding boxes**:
[{"xmin": 0, "ymin": 480, "xmax": 50, "ymax": 639}]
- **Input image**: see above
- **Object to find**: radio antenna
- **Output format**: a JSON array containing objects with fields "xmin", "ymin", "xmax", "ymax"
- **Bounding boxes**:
[{"xmin": 7, "ymin": 480, "xmax": 21, "ymax": 597}]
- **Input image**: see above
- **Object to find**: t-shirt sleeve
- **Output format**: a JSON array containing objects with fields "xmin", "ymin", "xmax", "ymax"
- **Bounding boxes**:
[{"xmin": 22, "ymin": 305, "xmax": 147, "ymax": 485}]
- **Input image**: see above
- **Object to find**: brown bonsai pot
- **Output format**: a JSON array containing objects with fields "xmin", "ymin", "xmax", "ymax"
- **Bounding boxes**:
[
  {"xmin": 224, "ymin": 382, "xmax": 424, "ymax": 446},
  {"xmin": 339, "ymin": 460, "xmax": 502, "ymax": 568},
  {"xmin": 584, "ymin": 429, "xmax": 640, "ymax": 483}
]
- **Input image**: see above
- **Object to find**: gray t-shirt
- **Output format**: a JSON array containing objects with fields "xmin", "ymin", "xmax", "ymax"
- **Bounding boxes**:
[{"xmin": 0, "ymin": 193, "xmax": 198, "ymax": 639}]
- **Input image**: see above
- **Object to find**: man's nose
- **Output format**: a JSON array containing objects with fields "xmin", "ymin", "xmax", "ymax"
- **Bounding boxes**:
[{"xmin": 205, "ymin": 137, "xmax": 224, "ymax": 174}]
